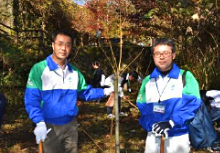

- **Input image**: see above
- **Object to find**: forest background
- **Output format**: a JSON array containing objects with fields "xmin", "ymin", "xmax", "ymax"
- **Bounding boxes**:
[{"xmin": 0, "ymin": 0, "xmax": 219, "ymax": 152}]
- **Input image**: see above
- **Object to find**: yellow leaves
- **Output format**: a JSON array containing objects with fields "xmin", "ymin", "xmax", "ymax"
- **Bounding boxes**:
[{"xmin": 192, "ymin": 13, "xmax": 200, "ymax": 21}]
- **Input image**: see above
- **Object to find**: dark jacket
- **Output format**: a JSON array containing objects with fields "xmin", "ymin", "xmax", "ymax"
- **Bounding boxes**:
[
  {"xmin": 92, "ymin": 67, "xmax": 104, "ymax": 88},
  {"xmin": 121, "ymin": 73, "xmax": 132, "ymax": 92}
]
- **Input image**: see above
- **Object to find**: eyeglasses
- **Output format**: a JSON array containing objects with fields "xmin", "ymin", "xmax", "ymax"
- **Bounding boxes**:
[
  {"xmin": 54, "ymin": 42, "xmax": 72, "ymax": 49},
  {"xmin": 153, "ymin": 51, "xmax": 172, "ymax": 58}
]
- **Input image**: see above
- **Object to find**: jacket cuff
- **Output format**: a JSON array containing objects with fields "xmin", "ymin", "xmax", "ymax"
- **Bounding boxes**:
[{"xmin": 169, "ymin": 120, "xmax": 175, "ymax": 128}]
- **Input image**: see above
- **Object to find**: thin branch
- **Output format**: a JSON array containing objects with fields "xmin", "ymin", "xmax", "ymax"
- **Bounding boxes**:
[
  {"xmin": 80, "ymin": 127, "xmax": 104, "ymax": 152},
  {"xmin": 120, "ymin": 48, "xmax": 145, "ymax": 74},
  {"xmin": 118, "ymin": 4, "xmax": 123, "ymax": 72},
  {"xmin": 99, "ymin": 43, "xmax": 117, "ymax": 73},
  {"xmin": 109, "ymin": 111, "xmax": 115, "ymax": 153},
  {"xmin": 206, "ymin": 30, "xmax": 218, "ymax": 48},
  {"xmin": 145, "ymin": 59, "xmax": 152, "ymax": 75},
  {"xmin": 124, "ymin": 99, "xmax": 138, "ymax": 110},
  {"xmin": 0, "ymin": 22, "xmax": 16, "ymax": 31},
  {"xmin": 108, "ymin": 40, "xmax": 119, "ymax": 72},
  {"xmin": 71, "ymin": 47, "xmax": 81, "ymax": 61}
]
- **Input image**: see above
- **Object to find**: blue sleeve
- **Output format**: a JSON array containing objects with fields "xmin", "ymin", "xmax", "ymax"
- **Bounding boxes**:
[
  {"xmin": 171, "ymin": 72, "xmax": 201, "ymax": 126},
  {"xmin": 78, "ymin": 85, "xmax": 105, "ymax": 101},
  {"xmin": 136, "ymin": 76, "xmax": 154, "ymax": 132},
  {"xmin": 137, "ymin": 103, "xmax": 155, "ymax": 132},
  {"xmin": 25, "ymin": 88, "xmax": 44, "ymax": 123},
  {"xmin": 172, "ymin": 95, "xmax": 201, "ymax": 126}
]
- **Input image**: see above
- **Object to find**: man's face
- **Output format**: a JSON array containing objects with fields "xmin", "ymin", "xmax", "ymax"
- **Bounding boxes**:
[
  {"xmin": 92, "ymin": 64, "xmax": 98, "ymax": 69},
  {"xmin": 129, "ymin": 76, "xmax": 136, "ymax": 82},
  {"xmin": 52, "ymin": 34, "xmax": 72, "ymax": 62},
  {"xmin": 153, "ymin": 45, "xmax": 176, "ymax": 72}
]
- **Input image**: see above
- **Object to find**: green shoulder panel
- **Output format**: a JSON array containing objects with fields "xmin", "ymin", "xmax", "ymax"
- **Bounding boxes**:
[
  {"xmin": 136, "ymin": 75, "xmax": 151, "ymax": 103},
  {"xmin": 181, "ymin": 69, "xmax": 200, "ymax": 98},
  {"xmin": 69, "ymin": 64, "xmax": 88, "ymax": 91},
  {"xmin": 26, "ymin": 60, "xmax": 47, "ymax": 90}
]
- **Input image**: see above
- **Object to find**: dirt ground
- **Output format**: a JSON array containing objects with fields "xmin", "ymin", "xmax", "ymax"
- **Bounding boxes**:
[
  {"xmin": 0, "ymin": 99, "xmax": 212, "ymax": 153},
  {"xmin": 0, "ymin": 99, "xmax": 146, "ymax": 153}
]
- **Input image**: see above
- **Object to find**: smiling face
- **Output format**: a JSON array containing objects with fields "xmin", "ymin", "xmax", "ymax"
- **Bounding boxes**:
[
  {"xmin": 52, "ymin": 34, "xmax": 72, "ymax": 66},
  {"xmin": 153, "ymin": 45, "xmax": 176, "ymax": 72}
]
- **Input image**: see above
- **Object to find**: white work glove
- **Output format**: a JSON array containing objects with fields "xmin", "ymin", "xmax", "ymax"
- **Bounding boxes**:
[
  {"xmin": 104, "ymin": 86, "xmax": 114, "ymax": 96},
  {"xmin": 119, "ymin": 87, "xmax": 124, "ymax": 98},
  {"xmin": 34, "ymin": 121, "xmax": 51, "ymax": 144},
  {"xmin": 152, "ymin": 120, "xmax": 174, "ymax": 139}
]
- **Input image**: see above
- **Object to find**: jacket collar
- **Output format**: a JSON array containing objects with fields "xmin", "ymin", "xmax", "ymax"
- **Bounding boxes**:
[
  {"xmin": 46, "ymin": 55, "xmax": 73, "ymax": 72},
  {"xmin": 150, "ymin": 63, "xmax": 180, "ymax": 79},
  {"xmin": 126, "ymin": 73, "xmax": 129, "ymax": 81}
]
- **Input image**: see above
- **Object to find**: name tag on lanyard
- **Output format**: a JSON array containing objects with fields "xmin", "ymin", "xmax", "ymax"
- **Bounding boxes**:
[{"xmin": 153, "ymin": 103, "xmax": 165, "ymax": 113}]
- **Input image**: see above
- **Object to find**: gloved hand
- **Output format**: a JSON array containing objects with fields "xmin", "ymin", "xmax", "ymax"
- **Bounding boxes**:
[
  {"xmin": 152, "ymin": 120, "xmax": 174, "ymax": 138},
  {"xmin": 34, "ymin": 121, "xmax": 50, "ymax": 144},
  {"xmin": 104, "ymin": 86, "xmax": 114, "ymax": 96}
]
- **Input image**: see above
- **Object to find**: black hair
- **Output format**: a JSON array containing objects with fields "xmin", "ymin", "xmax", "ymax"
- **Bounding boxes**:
[
  {"xmin": 151, "ymin": 38, "xmax": 176, "ymax": 54},
  {"xmin": 52, "ymin": 29, "xmax": 74, "ymax": 43},
  {"xmin": 130, "ymin": 71, "xmax": 139, "ymax": 80},
  {"xmin": 92, "ymin": 61, "xmax": 100, "ymax": 67}
]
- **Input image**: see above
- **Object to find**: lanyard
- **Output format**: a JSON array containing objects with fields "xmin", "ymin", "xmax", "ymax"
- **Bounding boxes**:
[
  {"xmin": 127, "ymin": 78, "xmax": 130, "ymax": 87},
  {"xmin": 155, "ymin": 77, "xmax": 171, "ymax": 103},
  {"xmin": 93, "ymin": 69, "xmax": 97, "ymax": 76}
]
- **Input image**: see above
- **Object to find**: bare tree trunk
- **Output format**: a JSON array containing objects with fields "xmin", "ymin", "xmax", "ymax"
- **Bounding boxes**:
[
  {"xmin": 13, "ymin": 0, "xmax": 19, "ymax": 44},
  {"xmin": 114, "ymin": 73, "xmax": 120, "ymax": 153},
  {"xmin": 80, "ymin": 35, "xmax": 84, "ymax": 47},
  {"xmin": 40, "ymin": 0, "xmax": 45, "ymax": 53}
]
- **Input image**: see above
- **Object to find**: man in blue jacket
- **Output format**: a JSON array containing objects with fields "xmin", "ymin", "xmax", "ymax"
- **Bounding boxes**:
[
  {"xmin": 24, "ymin": 29, "xmax": 113, "ymax": 153},
  {"xmin": 136, "ymin": 38, "xmax": 201, "ymax": 153}
]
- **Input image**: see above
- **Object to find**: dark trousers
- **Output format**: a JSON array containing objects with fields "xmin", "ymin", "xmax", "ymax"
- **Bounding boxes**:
[
  {"xmin": 0, "ymin": 92, "xmax": 7, "ymax": 130},
  {"xmin": 107, "ymin": 96, "xmax": 121, "ymax": 114},
  {"xmin": 43, "ymin": 118, "xmax": 78, "ymax": 153}
]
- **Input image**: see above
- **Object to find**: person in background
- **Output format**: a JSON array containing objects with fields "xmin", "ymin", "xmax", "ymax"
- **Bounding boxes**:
[
  {"xmin": 24, "ymin": 29, "xmax": 113, "ymax": 153},
  {"xmin": 92, "ymin": 61, "xmax": 105, "ymax": 88},
  {"xmin": 200, "ymin": 89, "xmax": 220, "ymax": 151},
  {"xmin": 91, "ymin": 61, "xmax": 105, "ymax": 103},
  {"xmin": 136, "ymin": 38, "xmax": 201, "ymax": 153},
  {"xmin": 201, "ymin": 90, "xmax": 220, "ymax": 130},
  {"xmin": 105, "ymin": 71, "xmax": 139, "ymax": 118},
  {"xmin": 0, "ymin": 92, "xmax": 7, "ymax": 131},
  {"xmin": 121, "ymin": 71, "xmax": 141, "ymax": 93}
]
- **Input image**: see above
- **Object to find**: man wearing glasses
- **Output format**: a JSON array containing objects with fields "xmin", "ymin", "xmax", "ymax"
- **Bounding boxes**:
[
  {"xmin": 136, "ymin": 38, "xmax": 201, "ymax": 153},
  {"xmin": 24, "ymin": 30, "xmax": 113, "ymax": 153}
]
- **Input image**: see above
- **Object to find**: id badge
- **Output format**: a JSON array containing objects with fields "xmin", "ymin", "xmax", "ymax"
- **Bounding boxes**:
[{"xmin": 153, "ymin": 103, "xmax": 165, "ymax": 113}]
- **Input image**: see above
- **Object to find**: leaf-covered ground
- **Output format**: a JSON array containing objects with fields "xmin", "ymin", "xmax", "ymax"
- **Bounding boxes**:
[
  {"xmin": 0, "ymin": 97, "xmax": 145, "ymax": 153},
  {"xmin": 0, "ymin": 98, "xmax": 211, "ymax": 153}
]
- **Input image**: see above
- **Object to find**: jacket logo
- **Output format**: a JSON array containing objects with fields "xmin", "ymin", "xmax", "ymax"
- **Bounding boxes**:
[
  {"xmin": 68, "ymin": 77, "xmax": 73, "ymax": 83},
  {"xmin": 171, "ymin": 84, "xmax": 175, "ymax": 90},
  {"xmin": 27, "ymin": 78, "xmax": 33, "ymax": 86}
]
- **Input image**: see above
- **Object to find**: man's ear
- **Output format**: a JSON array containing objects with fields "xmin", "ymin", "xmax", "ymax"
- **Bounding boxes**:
[
  {"xmin": 172, "ymin": 52, "xmax": 176, "ymax": 60},
  {"xmin": 52, "ymin": 42, "xmax": 55, "ymax": 50}
]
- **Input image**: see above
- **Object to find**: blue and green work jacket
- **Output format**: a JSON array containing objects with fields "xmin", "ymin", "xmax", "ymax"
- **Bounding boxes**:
[
  {"xmin": 136, "ymin": 63, "xmax": 201, "ymax": 137},
  {"xmin": 25, "ymin": 55, "xmax": 105, "ymax": 125}
]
